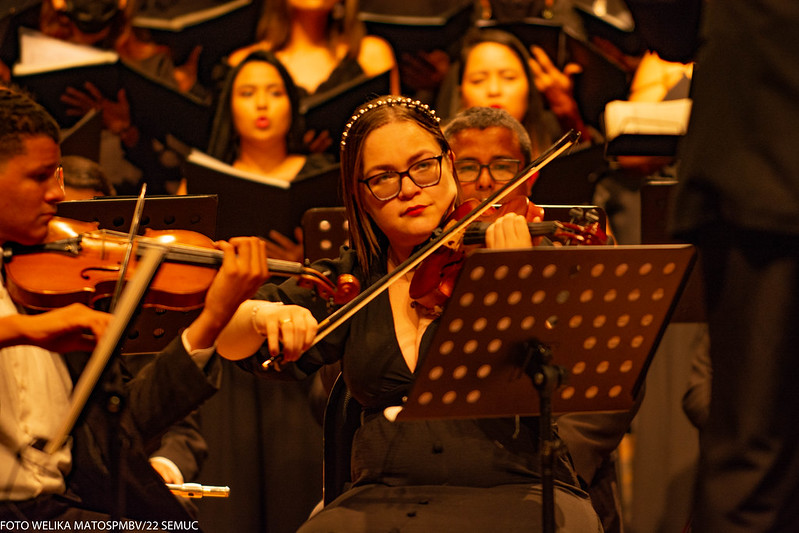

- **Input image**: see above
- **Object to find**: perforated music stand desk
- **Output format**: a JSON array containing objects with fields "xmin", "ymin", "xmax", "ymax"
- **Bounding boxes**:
[
  {"xmin": 56, "ymin": 194, "xmax": 218, "ymax": 238},
  {"xmin": 400, "ymin": 244, "xmax": 695, "ymax": 420},
  {"xmin": 398, "ymin": 244, "xmax": 695, "ymax": 532}
]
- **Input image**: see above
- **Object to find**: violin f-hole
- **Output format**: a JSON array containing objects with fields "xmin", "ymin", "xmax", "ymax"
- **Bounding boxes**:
[{"xmin": 81, "ymin": 265, "xmax": 121, "ymax": 280}]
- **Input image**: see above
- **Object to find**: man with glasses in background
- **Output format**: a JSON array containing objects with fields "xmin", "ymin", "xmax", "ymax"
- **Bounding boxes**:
[{"xmin": 444, "ymin": 106, "xmax": 532, "ymax": 203}]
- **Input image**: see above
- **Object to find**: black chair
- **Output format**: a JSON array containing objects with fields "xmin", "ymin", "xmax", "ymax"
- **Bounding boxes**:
[{"xmin": 322, "ymin": 373, "xmax": 362, "ymax": 506}]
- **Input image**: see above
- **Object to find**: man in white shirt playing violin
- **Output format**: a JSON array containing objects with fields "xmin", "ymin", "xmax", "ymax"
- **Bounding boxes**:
[{"xmin": 0, "ymin": 86, "xmax": 269, "ymax": 525}]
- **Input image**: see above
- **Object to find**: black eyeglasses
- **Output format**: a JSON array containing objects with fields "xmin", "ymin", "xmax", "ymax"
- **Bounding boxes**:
[
  {"xmin": 360, "ymin": 154, "xmax": 444, "ymax": 201},
  {"xmin": 454, "ymin": 158, "xmax": 521, "ymax": 183}
]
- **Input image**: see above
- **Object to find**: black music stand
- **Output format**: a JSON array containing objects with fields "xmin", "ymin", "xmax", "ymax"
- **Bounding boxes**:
[
  {"xmin": 56, "ymin": 194, "xmax": 218, "ymax": 237},
  {"xmin": 55, "ymin": 195, "xmax": 219, "ymax": 354},
  {"xmin": 397, "ymin": 244, "xmax": 696, "ymax": 532}
]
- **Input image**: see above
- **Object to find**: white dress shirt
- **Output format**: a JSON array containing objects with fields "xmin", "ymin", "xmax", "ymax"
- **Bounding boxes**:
[{"xmin": 0, "ymin": 274, "xmax": 71, "ymax": 500}]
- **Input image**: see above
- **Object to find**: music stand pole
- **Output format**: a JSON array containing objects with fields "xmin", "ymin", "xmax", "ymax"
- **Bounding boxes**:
[{"xmin": 522, "ymin": 341, "xmax": 566, "ymax": 533}]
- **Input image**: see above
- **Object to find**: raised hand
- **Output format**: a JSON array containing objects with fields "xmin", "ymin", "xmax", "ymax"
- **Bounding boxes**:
[
  {"xmin": 528, "ymin": 46, "xmax": 590, "ymax": 140},
  {"xmin": 266, "ymin": 228, "xmax": 304, "ymax": 263},
  {"xmin": 60, "ymin": 84, "xmax": 138, "ymax": 145}
]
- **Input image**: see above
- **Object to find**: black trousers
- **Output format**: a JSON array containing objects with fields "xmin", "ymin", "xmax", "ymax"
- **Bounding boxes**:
[{"xmin": 693, "ymin": 226, "xmax": 799, "ymax": 532}]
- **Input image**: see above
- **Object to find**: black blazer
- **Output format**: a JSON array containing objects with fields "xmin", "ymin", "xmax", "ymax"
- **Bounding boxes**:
[{"xmin": 62, "ymin": 336, "xmax": 221, "ymax": 524}]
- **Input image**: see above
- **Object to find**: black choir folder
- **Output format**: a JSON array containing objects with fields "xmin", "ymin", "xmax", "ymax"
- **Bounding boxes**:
[
  {"xmin": 358, "ymin": 0, "xmax": 475, "ymax": 55},
  {"xmin": 475, "ymin": 18, "xmax": 565, "ymax": 69},
  {"xmin": 11, "ymin": 28, "xmax": 213, "ymax": 149},
  {"xmin": 183, "ymin": 150, "xmax": 342, "ymax": 241},
  {"xmin": 131, "ymin": 0, "xmax": 259, "ymax": 89},
  {"xmin": 299, "ymin": 70, "xmax": 391, "ymax": 151}
]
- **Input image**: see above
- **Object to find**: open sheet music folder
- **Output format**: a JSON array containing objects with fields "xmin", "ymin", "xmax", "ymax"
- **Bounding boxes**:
[
  {"xmin": 184, "ymin": 150, "xmax": 343, "ymax": 240},
  {"xmin": 398, "ymin": 245, "xmax": 696, "ymax": 421},
  {"xmin": 131, "ymin": 0, "xmax": 258, "ymax": 88},
  {"xmin": 603, "ymin": 99, "xmax": 693, "ymax": 156},
  {"xmin": 12, "ymin": 28, "xmax": 213, "ymax": 148},
  {"xmin": 572, "ymin": 0, "xmax": 643, "ymax": 56},
  {"xmin": 564, "ymin": 32, "xmax": 632, "ymax": 130},
  {"xmin": 132, "ymin": 0, "xmax": 251, "ymax": 31}
]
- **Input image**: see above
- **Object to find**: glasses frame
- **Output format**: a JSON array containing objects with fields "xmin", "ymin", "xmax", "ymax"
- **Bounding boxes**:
[
  {"xmin": 359, "ymin": 154, "xmax": 445, "ymax": 201},
  {"xmin": 454, "ymin": 158, "xmax": 522, "ymax": 183},
  {"xmin": 55, "ymin": 165, "xmax": 64, "ymax": 193}
]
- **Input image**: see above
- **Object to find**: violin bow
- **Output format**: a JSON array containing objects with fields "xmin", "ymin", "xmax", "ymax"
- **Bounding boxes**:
[
  {"xmin": 261, "ymin": 130, "xmax": 580, "ymax": 369},
  {"xmin": 109, "ymin": 183, "xmax": 148, "ymax": 312}
]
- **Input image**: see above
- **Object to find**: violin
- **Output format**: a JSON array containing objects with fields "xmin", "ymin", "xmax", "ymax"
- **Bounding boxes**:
[
  {"xmin": 458, "ymin": 198, "xmax": 607, "ymax": 247},
  {"xmin": 408, "ymin": 197, "xmax": 609, "ymax": 315},
  {"xmin": 2, "ymin": 217, "xmax": 360, "ymax": 313}
]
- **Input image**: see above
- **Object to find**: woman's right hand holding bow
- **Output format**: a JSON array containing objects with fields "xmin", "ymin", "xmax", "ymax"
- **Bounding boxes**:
[{"xmin": 216, "ymin": 300, "xmax": 317, "ymax": 363}]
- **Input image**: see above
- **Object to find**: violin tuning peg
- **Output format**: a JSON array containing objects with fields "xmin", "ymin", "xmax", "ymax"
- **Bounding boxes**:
[
  {"xmin": 568, "ymin": 207, "xmax": 584, "ymax": 221},
  {"xmin": 585, "ymin": 209, "xmax": 600, "ymax": 224}
]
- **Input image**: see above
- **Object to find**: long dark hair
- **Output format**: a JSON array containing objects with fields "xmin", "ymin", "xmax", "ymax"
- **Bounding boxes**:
[
  {"xmin": 340, "ymin": 96, "xmax": 458, "ymax": 278},
  {"xmin": 207, "ymin": 50, "xmax": 304, "ymax": 163},
  {"xmin": 459, "ymin": 28, "xmax": 554, "ymax": 154},
  {"xmin": 255, "ymin": 0, "xmax": 365, "ymax": 59}
]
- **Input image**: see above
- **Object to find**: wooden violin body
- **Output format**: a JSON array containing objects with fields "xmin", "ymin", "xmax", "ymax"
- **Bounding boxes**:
[
  {"xmin": 409, "ymin": 200, "xmax": 608, "ymax": 315},
  {"xmin": 4, "ymin": 218, "xmax": 217, "ymax": 311},
  {"xmin": 3, "ymin": 217, "xmax": 359, "ymax": 312}
]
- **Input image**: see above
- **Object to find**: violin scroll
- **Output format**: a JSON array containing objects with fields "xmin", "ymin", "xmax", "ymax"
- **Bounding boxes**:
[{"xmin": 297, "ymin": 272, "xmax": 361, "ymax": 308}]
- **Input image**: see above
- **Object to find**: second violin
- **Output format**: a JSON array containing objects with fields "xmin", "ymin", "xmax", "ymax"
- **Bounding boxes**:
[{"xmin": 408, "ymin": 200, "xmax": 609, "ymax": 315}]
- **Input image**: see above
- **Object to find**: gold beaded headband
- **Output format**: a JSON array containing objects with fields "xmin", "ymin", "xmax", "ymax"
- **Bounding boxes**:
[{"xmin": 340, "ymin": 96, "xmax": 440, "ymax": 148}]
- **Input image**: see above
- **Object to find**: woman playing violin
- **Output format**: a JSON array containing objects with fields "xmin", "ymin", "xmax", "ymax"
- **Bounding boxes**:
[{"xmin": 216, "ymin": 96, "xmax": 600, "ymax": 531}]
